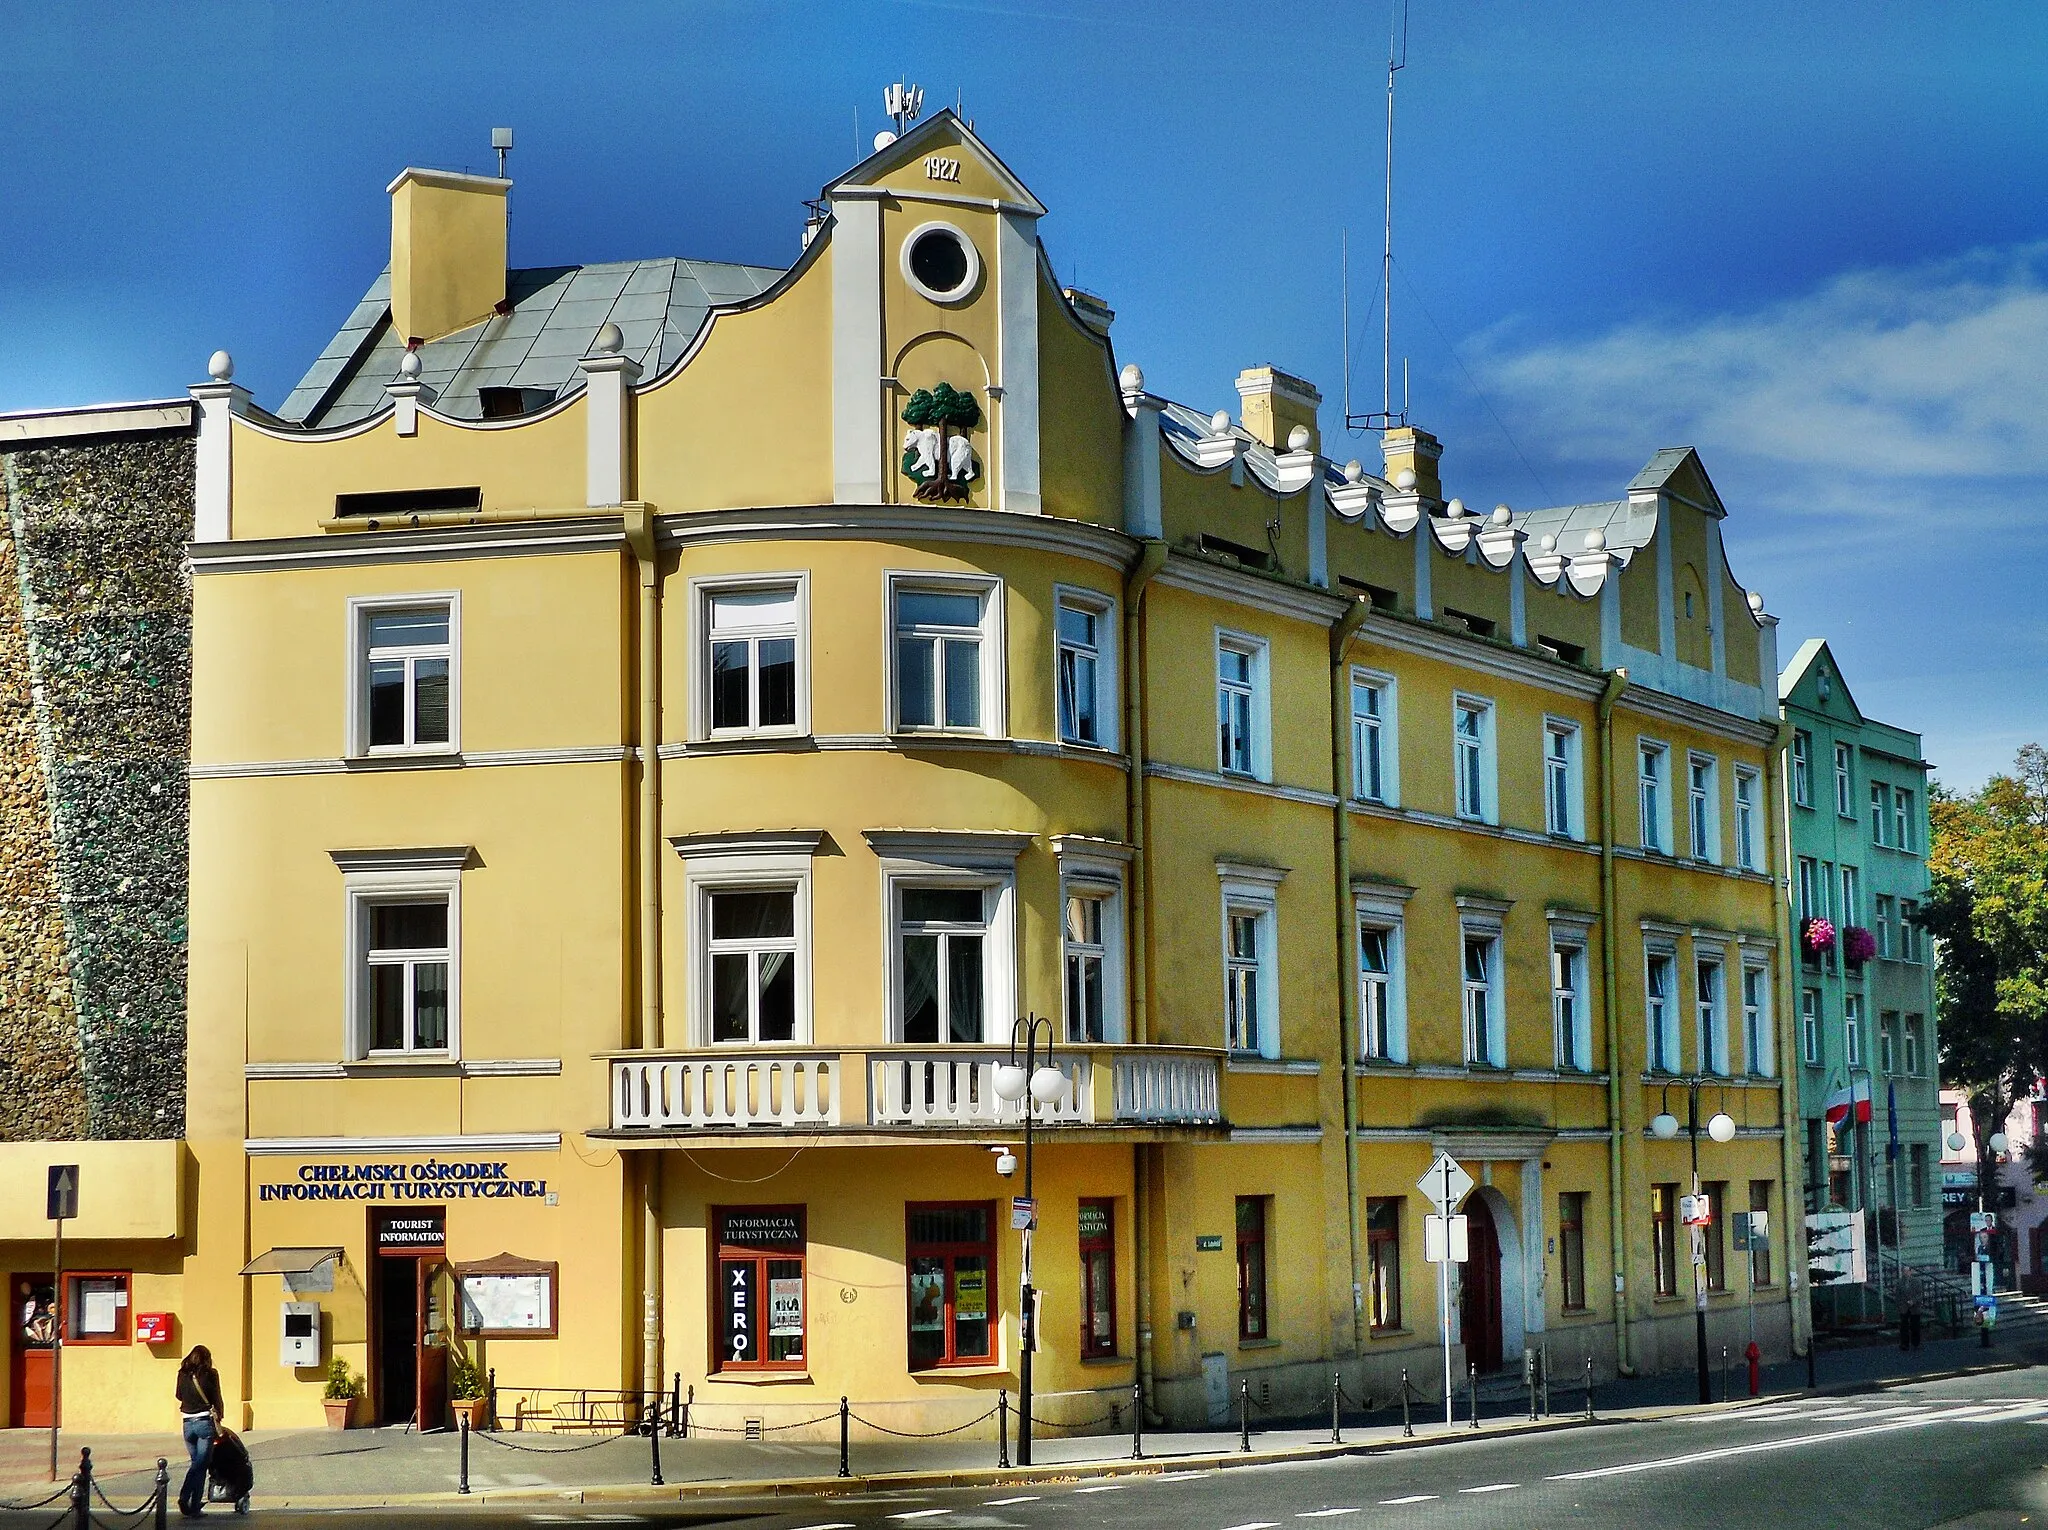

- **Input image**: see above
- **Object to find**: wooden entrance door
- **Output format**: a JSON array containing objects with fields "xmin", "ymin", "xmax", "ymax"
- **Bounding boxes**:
[
  {"xmin": 9, "ymin": 1276, "xmax": 56, "ymax": 1428},
  {"xmin": 1458, "ymin": 1199, "xmax": 1504, "ymax": 1374},
  {"xmin": 416, "ymin": 1259, "xmax": 449, "ymax": 1431}
]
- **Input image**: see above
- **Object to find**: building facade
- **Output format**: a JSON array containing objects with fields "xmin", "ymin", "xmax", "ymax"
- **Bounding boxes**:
[
  {"xmin": 1780, "ymin": 642, "xmax": 1942, "ymax": 1274},
  {"xmin": 4, "ymin": 113, "xmax": 1810, "ymax": 1435}
]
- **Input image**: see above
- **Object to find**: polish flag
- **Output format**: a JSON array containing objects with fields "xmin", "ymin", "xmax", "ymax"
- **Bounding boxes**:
[{"xmin": 1824, "ymin": 1076, "xmax": 1873, "ymax": 1127}]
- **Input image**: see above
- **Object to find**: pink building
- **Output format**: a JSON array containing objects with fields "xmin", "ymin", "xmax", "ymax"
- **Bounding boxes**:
[{"xmin": 1939, "ymin": 1085, "xmax": 2048, "ymax": 1288}]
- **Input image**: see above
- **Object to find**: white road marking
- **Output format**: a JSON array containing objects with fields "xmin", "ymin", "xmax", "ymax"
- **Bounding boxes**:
[
  {"xmin": 1379, "ymin": 1497, "xmax": 1438, "ymax": 1506},
  {"xmin": 891, "ymin": 1512, "xmax": 955, "ymax": 1521},
  {"xmin": 1296, "ymin": 1510, "xmax": 1361, "ymax": 1518},
  {"xmin": 1549, "ymin": 1406, "xmax": 2006, "ymax": 1481},
  {"xmin": 1219, "ymin": 1521, "xmax": 1279, "ymax": 1529},
  {"xmin": 1152, "ymin": 1472, "xmax": 1210, "ymax": 1481},
  {"xmin": 785, "ymin": 1524, "xmax": 855, "ymax": 1530},
  {"xmin": 984, "ymin": 1498, "xmax": 1040, "ymax": 1506},
  {"xmin": 1952, "ymin": 1400, "xmax": 2048, "ymax": 1421},
  {"xmin": 1074, "ymin": 1485, "xmax": 1125, "ymax": 1494},
  {"xmin": 1459, "ymin": 1484, "xmax": 1518, "ymax": 1494}
]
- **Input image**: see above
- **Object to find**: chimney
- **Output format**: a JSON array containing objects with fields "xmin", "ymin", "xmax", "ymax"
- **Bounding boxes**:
[
  {"xmin": 387, "ymin": 168, "xmax": 511, "ymax": 346},
  {"xmin": 1380, "ymin": 425, "xmax": 1442, "ymax": 503},
  {"xmin": 1234, "ymin": 366, "xmax": 1321, "ymax": 452},
  {"xmin": 1062, "ymin": 287, "xmax": 1115, "ymax": 338}
]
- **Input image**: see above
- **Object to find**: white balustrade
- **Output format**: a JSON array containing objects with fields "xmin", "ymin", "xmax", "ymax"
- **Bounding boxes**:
[
  {"xmin": 613, "ymin": 1054, "xmax": 839, "ymax": 1130},
  {"xmin": 1113, "ymin": 1052, "xmax": 1222, "ymax": 1125},
  {"xmin": 868, "ymin": 1052, "xmax": 1093, "ymax": 1127}
]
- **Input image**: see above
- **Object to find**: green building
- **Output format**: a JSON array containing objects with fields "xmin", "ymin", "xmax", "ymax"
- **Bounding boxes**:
[{"xmin": 1780, "ymin": 639, "xmax": 1941, "ymax": 1273}]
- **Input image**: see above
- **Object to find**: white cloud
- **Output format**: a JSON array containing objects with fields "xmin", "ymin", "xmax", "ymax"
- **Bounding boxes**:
[{"xmin": 1473, "ymin": 244, "xmax": 2048, "ymax": 504}]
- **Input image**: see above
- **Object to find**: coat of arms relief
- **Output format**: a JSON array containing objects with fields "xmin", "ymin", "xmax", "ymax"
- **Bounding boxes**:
[{"xmin": 900, "ymin": 382, "xmax": 981, "ymax": 503}]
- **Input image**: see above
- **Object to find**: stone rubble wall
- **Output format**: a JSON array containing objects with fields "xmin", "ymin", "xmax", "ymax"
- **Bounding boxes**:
[{"xmin": 0, "ymin": 433, "xmax": 192, "ymax": 1140}]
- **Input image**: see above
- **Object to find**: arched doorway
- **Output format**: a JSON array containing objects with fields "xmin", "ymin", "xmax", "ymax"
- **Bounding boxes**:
[{"xmin": 1459, "ymin": 1197, "xmax": 1504, "ymax": 1373}]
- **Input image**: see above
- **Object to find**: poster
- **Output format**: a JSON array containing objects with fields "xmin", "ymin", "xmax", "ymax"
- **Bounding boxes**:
[
  {"xmin": 722, "ymin": 1262, "xmax": 756, "ymax": 1362},
  {"xmin": 81, "ymin": 1286, "xmax": 121, "ymax": 1335},
  {"xmin": 769, "ymin": 1277, "xmax": 803, "ymax": 1338},
  {"xmin": 459, "ymin": 1273, "xmax": 552, "ymax": 1333},
  {"xmin": 954, "ymin": 1266, "xmax": 987, "ymax": 1322},
  {"xmin": 909, "ymin": 1266, "xmax": 946, "ymax": 1332}
]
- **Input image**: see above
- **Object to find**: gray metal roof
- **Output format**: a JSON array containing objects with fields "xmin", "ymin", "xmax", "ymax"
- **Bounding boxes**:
[
  {"xmin": 1511, "ymin": 498, "xmax": 1656, "ymax": 562},
  {"xmin": 280, "ymin": 257, "xmax": 785, "ymax": 427},
  {"xmin": 1158, "ymin": 399, "xmax": 1387, "ymax": 493}
]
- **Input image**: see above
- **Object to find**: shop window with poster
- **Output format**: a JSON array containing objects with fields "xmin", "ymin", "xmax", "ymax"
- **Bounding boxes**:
[
  {"xmin": 1078, "ymin": 1199, "xmax": 1116, "ymax": 1358},
  {"xmin": 714, "ymin": 1207, "xmax": 806, "ymax": 1372},
  {"xmin": 907, "ymin": 1203, "xmax": 995, "ymax": 1369}
]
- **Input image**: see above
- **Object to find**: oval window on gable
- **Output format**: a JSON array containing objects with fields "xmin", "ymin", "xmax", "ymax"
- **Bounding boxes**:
[{"xmin": 902, "ymin": 223, "xmax": 979, "ymax": 303}]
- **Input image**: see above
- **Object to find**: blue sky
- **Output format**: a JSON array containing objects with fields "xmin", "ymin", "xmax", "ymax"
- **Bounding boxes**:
[{"xmin": 3, "ymin": 1, "xmax": 2042, "ymax": 787}]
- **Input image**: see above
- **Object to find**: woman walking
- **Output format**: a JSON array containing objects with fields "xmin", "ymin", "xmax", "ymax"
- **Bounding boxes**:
[{"xmin": 174, "ymin": 1346, "xmax": 224, "ymax": 1517}]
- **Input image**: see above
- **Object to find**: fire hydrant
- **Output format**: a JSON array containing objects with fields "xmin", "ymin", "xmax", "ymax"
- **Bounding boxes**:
[{"xmin": 1745, "ymin": 1341, "xmax": 1762, "ymax": 1397}]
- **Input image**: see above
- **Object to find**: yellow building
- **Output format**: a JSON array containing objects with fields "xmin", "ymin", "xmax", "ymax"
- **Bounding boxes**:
[{"xmin": 14, "ymin": 111, "xmax": 1808, "ymax": 1435}]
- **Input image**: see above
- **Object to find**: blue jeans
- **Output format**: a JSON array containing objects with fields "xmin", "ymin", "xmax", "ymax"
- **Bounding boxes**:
[{"xmin": 178, "ymin": 1416, "xmax": 215, "ymax": 1514}]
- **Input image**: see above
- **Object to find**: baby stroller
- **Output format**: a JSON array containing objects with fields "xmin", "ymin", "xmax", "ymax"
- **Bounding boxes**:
[{"xmin": 205, "ymin": 1427, "xmax": 254, "ymax": 1515}]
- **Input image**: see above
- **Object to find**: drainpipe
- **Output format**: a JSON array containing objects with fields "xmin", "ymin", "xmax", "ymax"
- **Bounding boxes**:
[
  {"xmin": 1763, "ymin": 719, "xmax": 1810, "ymax": 1360},
  {"xmin": 624, "ymin": 503, "xmax": 664, "ymax": 1399},
  {"xmin": 1123, "ymin": 538, "xmax": 1167, "ymax": 1418},
  {"xmin": 1329, "ymin": 596, "xmax": 1371, "ymax": 1353},
  {"xmin": 1596, "ymin": 668, "xmax": 1635, "ymax": 1375}
]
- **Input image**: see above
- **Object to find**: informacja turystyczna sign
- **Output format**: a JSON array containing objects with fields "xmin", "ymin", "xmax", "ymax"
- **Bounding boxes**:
[{"xmin": 258, "ymin": 1161, "xmax": 553, "ymax": 1202}]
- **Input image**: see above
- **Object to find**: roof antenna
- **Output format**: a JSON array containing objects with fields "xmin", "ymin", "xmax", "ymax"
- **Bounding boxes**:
[
  {"xmin": 491, "ymin": 126, "xmax": 513, "ymax": 180},
  {"xmin": 874, "ymin": 81, "xmax": 924, "ymax": 150},
  {"xmin": 1345, "ymin": 0, "xmax": 1409, "ymax": 434}
]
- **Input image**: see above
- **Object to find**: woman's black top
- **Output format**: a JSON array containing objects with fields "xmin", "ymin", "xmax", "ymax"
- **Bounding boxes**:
[{"xmin": 176, "ymin": 1366, "xmax": 224, "ymax": 1418}]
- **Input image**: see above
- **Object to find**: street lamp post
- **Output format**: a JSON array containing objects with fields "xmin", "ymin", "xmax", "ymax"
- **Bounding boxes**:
[
  {"xmin": 992, "ymin": 1014, "xmax": 1067, "ymax": 1466},
  {"xmin": 1652, "ymin": 1079, "xmax": 1736, "ymax": 1406}
]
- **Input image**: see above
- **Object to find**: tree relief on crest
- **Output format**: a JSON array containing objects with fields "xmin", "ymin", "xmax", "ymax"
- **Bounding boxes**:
[{"xmin": 901, "ymin": 383, "xmax": 981, "ymax": 504}]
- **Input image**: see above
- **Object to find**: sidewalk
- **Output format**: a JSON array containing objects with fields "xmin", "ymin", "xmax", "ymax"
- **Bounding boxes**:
[{"xmin": 0, "ymin": 1340, "xmax": 2030, "ymax": 1511}]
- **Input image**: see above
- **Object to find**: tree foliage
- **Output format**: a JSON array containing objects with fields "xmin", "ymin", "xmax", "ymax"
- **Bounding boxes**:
[{"xmin": 1925, "ymin": 743, "xmax": 2048, "ymax": 1191}]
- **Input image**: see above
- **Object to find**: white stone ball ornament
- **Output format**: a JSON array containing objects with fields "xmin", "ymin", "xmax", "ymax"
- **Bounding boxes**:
[
  {"xmin": 1343, "ymin": 460, "xmax": 1364, "ymax": 483},
  {"xmin": 1394, "ymin": 469, "xmax": 1417, "ymax": 491},
  {"xmin": 1287, "ymin": 424, "xmax": 1311, "ymax": 453},
  {"xmin": 1210, "ymin": 409, "xmax": 1232, "ymax": 435},
  {"xmin": 1491, "ymin": 504, "xmax": 1512, "ymax": 525},
  {"xmin": 1584, "ymin": 529, "xmax": 1606, "ymax": 552},
  {"xmin": 1119, "ymin": 363, "xmax": 1144, "ymax": 393},
  {"xmin": 207, "ymin": 350, "xmax": 234, "ymax": 381},
  {"xmin": 593, "ymin": 322, "xmax": 624, "ymax": 355},
  {"xmin": 398, "ymin": 349, "xmax": 423, "ymax": 379}
]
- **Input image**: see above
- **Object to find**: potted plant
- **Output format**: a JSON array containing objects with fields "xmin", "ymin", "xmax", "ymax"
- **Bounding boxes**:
[
  {"xmin": 1801, "ymin": 915, "xmax": 1837, "ymax": 959},
  {"xmin": 1842, "ymin": 924, "xmax": 1876, "ymax": 968},
  {"xmin": 322, "ymin": 1357, "xmax": 361, "ymax": 1429},
  {"xmin": 449, "ymin": 1353, "xmax": 488, "ymax": 1431}
]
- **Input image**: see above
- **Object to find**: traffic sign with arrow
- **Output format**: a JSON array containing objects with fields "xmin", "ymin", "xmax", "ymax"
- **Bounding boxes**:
[{"xmin": 46, "ymin": 1165, "xmax": 78, "ymax": 1223}]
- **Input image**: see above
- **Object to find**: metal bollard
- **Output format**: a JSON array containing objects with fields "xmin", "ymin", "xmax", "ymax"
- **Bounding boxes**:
[
  {"xmin": 154, "ymin": 1457, "xmax": 169, "ymax": 1530},
  {"xmin": 648, "ymin": 1390, "xmax": 664, "ymax": 1487},
  {"xmin": 459, "ymin": 1414, "xmax": 471, "ymax": 1495},
  {"xmin": 1401, "ymin": 1368, "xmax": 1413, "ymax": 1438},
  {"xmin": 838, "ymin": 1396, "xmax": 851, "ymax": 1478},
  {"xmin": 1584, "ymin": 1355, "xmax": 1595, "ymax": 1422},
  {"xmin": 1468, "ymin": 1363, "xmax": 1479, "ymax": 1430},
  {"xmin": 684, "ymin": 1383, "xmax": 694, "ymax": 1440},
  {"xmin": 1239, "ymin": 1379, "xmax": 1251, "ymax": 1453},
  {"xmin": 1541, "ymin": 1347, "xmax": 1550, "ymax": 1418},
  {"xmin": 487, "ymin": 1366, "xmax": 499, "ymax": 1432},
  {"xmin": 1721, "ymin": 1345, "xmax": 1731, "ymax": 1403},
  {"xmin": 73, "ymin": 1449, "xmax": 91, "ymax": 1530},
  {"xmin": 670, "ymin": 1372, "xmax": 683, "ymax": 1438},
  {"xmin": 1330, "ymin": 1370, "xmax": 1342, "ymax": 1444},
  {"xmin": 1527, "ymin": 1367, "xmax": 1537, "ymax": 1423},
  {"xmin": 998, "ymin": 1389, "xmax": 1010, "ymax": 1469},
  {"xmin": 1131, "ymin": 1380, "xmax": 1144, "ymax": 1461}
]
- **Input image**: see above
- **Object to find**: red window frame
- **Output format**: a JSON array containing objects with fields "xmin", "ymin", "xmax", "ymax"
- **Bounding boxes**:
[
  {"xmin": 1652, "ymin": 1183, "xmax": 1677, "ymax": 1297},
  {"xmin": 712, "ymin": 1206, "xmax": 806, "ymax": 1373},
  {"xmin": 1078, "ymin": 1198, "xmax": 1116, "ymax": 1359},
  {"xmin": 63, "ymin": 1271, "xmax": 131, "ymax": 1347},
  {"xmin": 1236, "ymin": 1196, "xmax": 1269, "ymax": 1342},
  {"xmin": 906, "ymin": 1202, "xmax": 996, "ymax": 1370},
  {"xmin": 1558, "ymin": 1192, "xmax": 1588, "ymax": 1311},
  {"xmin": 1365, "ymin": 1198, "xmax": 1401, "ymax": 1331}
]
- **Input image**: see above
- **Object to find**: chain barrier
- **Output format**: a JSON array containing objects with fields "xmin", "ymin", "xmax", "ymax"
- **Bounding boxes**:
[
  {"xmin": 89, "ymin": 1481, "xmax": 158, "ymax": 1517},
  {"xmin": 471, "ymin": 1429, "xmax": 630, "ymax": 1455},
  {"xmin": 847, "ymin": 1403, "xmax": 1000, "ymax": 1439},
  {"xmin": 1024, "ymin": 1409, "xmax": 1117, "ymax": 1431},
  {"xmin": 678, "ymin": 1412, "xmax": 845, "ymax": 1436},
  {"xmin": 2, "ymin": 1486, "xmax": 75, "ymax": 1512}
]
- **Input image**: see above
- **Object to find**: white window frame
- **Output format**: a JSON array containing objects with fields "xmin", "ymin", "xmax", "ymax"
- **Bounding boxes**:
[
  {"xmin": 1687, "ymin": 752, "xmax": 1720, "ymax": 864},
  {"xmin": 1800, "ymin": 988, "xmax": 1821, "ymax": 1066},
  {"xmin": 346, "ymin": 593, "xmax": 460, "ymax": 758},
  {"xmin": 1638, "ymin": 739, "xmax": 1672, "ymax": 854},
  {"xmin": 1219, "ymin": 867, "xmax": 1284, "ymax": 1058},
  {"xmin": 1879, "ymin": 1011, "xmax": 1897, "ymax": 1075},
  {"xmin": 1054, "ymin": 839, "xmax": 1130, "ymax": 1045},
  {"xmin": 1791, "ymin": 730, "xmax": 1812, "ymax": 807},
  {"xmin": 1739, "ymin": 960, "xmax": 1774, "ymax": 1078},
  {"xmin": 677, "ymin": 837, "xmax": 821, "ymax": 1047},
  {"xmin": 1796, "ymin": 857, "xmax": 1819, "ymax": 923},
  {"xmin": 1875, "ymin": 895, "xmax": 1893, "ymax": 958},
  {"xmin": 1870, "ymin": 781, "xmax": 1888, "ymax": 844},
  {"xmin": 1733, "ymin": 765, "xmax": 1762, "ymax": 872},
  {"xmin": 1356, "ymin": 884, "xmax": 1415, "ymax": 1064},
  {"xmin": 1894, "ymin": 787, "xmax": 1913, "ymax": 852},
  {"xmin": 869, "ymin": 832, "xmax": 1026, "ymax": 1046},
  {"xmin": 333, "ymin": 848, "xmax": 469, "ymax": 1062},
  {"xmin": 1904, "ymin": 1014, "xmax": 1925, "ymax": 1078},
  {"xmin": 1544, "ymin": 718, "xmax": 1584, "ymax": 840},
  {"xmin": 1548, "ymin": 911, "xmax": 1596, "ymax": 1072},
  {"xmin": 1694, "ymin": 946, "xmax": 1728, "ymax": 1076},
  {"xmin": 1216, "ymin": 631, "xmax": 1273, "ymax": 782},
  {"xmin": 1844, "ymin": 993, "xmax": 1865, "ymax": 1069},
  {"xmin": 1453, "ymin": 694, "xmax": 1499, "ymax": 825},
  {"xmin": 1901, "ymin": 900, "xmax": 1921, "ymax": 962},
  {"xmin": 1052, "ymin": 586, "xmax": 1119, "ymax": 752},
  {"xmin": 1834, "ymin": 741, "xmax": 1854, "ymax": 818},
  {"xmin": 1459, "ymin": 897, "xmax": 1510, "ymax": 1069},
  {"xmin": 1351, "ymin": 668, "xmax": 1399, "ymax": 806},
  {"xmin": 1644, "ymin": 941, "xmax": 1679, "ymax": 1074},
  {"xmin": 690, "ymin": 574, "xmax": 810, "ymax": 742},
  {"xmin": 1840, "ymin": 865, "xmax": 1860, "ymax": 927},
  {"xmin": 885, "ymin": 572, "xmax": 1006, "ymax": 738}
]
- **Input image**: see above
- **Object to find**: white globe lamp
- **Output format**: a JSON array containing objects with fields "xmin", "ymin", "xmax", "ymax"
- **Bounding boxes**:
[
  {"xmin": 1947, "ymin": 1131, "xmax": 1968, "ymax": 1153},
  {"xmin": 1029, "ymin": 1066, "xmax": 1068, "ymax": 1106},
  {"xmin": 992, "ymin": 1063, "xmax": 1029, "ymax": 1103},
  {"xmin": 1651, "ymin": 1113, "xmax": 1680, "ymax": 1140},
  {"xmin": 1989, "ymin": 1131, "xmax": 2010, "ymax": 1155},
  {"xmin": 1707, "ymin": 1112, "xmax": 1737, "ymax": 1144}
]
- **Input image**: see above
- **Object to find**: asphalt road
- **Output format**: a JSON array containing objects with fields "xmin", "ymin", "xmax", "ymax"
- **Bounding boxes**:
[{"xmin": 9, "ymin": 1369, "xmax": 2046, "ymax": 1530}]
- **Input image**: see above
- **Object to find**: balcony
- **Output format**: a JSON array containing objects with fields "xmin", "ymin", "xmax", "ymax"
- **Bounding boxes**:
[{"xmin": 605, "ymin": 1045, "xmax": 1224, "ymax": 1136}]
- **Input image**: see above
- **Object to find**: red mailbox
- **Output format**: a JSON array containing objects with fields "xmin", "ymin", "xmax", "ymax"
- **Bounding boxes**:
[{"xmin": 135, "ymin": 1312, "xmax": 173, "ymax": 1345}]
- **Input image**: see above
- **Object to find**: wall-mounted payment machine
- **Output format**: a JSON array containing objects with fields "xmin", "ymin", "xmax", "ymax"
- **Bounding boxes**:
[{"xmin": 281, "ymin": 1301, "xmax": 321, "ymax": 1368}]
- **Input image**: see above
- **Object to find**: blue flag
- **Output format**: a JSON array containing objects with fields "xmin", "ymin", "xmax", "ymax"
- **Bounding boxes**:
[{"xmin": 1887, "ymin": 1082, "xmax": 1900, "ymax": 1162}]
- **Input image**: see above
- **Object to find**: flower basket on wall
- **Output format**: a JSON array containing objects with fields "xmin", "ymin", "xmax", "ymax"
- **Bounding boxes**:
[
  {"xmin": 1802, "ymin": 916, "xmax": 1837, "ymax": 957},
  {"xmin": 1842, "ymin": 925, "xmax": 1876, "ymax": 968}
]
